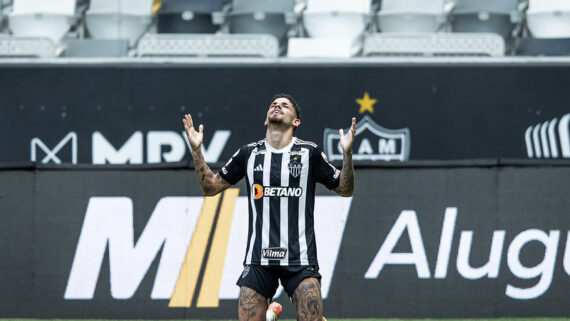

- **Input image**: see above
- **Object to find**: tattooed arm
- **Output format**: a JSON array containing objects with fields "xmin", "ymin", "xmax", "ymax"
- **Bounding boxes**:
[
  {"xmin": 191, "ymin": 147, "xmax": 231, "ymax": 196},
  {"xmin": 334, "ymin": 117, "xmax": 356, "ymax": 197},
  {"xmin": 334, "ymin": 150, "xmax": 354, "ymax": 197},
  {"xmin": 183, "ymin": 114, "xmax": 231, "ymax": 196}
]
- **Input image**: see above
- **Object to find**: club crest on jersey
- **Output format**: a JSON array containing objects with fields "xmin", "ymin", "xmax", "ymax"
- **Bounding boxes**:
[
  {"xmin": 253, "ymin": 184, "xmax": 303, "ymax": 199},
  {"xmin": 262, "ymin": 247, "xmax": 287, "ymax": 260},
  {"xmin": 288, "ymin": 158, "xmax": 303, "ymax": 177}
]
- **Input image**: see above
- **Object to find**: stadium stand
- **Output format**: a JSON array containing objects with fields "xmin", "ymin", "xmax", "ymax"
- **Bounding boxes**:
[
  {"xmin": 156, "ymin": 0, "xmax": 225, "ymax": 34},
  {"xmin": 450, "ymin": 0, "xmax": 522, "ymax": 40},
  {"xmin": 516, "ymin": 0, "xmax": 570, "ymax": 55},
  {"xmin": 0, "ymin": 0, "xmax": 570, "ymax": 58},
  {"xmin": 8, "ymin": 0, "xmax": 77, "ymax": 42},
  {"xmin": 137, "ymin": 0, "xmax": 281, "ymax": 58},
  {"xmin": 365, "ymin": 0, "xmax": 506, "ymax": 56},
  {"xmin": 228, "ymin": 0, "xmax": 296, "ymax": 43},
  {"xmin": 85, "ymin": 0, "xmax": 155, "ymax": 46},
  {"xmin": 288, "ymin": 0, "xmax": 372, "ymax": 58}
]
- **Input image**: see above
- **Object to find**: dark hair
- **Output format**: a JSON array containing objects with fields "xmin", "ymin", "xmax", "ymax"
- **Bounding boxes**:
[{"xmin": 272, "ymin": 93, "xmax": 300, "ymax": 119}]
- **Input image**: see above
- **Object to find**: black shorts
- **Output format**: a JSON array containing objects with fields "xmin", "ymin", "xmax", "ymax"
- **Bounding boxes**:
[{"xmin": 236, "ymin": 265, "xmax": 321, "ymax": 299}]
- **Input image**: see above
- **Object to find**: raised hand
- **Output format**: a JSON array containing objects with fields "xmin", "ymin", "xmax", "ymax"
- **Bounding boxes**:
[
  {"xmin": 339, "ymin": 117, "xmax": 356, "ymax": 154},
  {"xmin": 182, "ymin": 114, "xmax": 203, "ymax": 151}
]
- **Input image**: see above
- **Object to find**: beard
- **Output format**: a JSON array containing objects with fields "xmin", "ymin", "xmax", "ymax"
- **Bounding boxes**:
[{"xmin": 267, "ymin": 114, "xmax": 284, "ymax": 123}]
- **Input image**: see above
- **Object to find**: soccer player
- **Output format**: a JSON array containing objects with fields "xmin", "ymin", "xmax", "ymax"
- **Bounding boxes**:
[{"xmin": 182, "ymin": 93, "xmax": 355, "ymax": 321}]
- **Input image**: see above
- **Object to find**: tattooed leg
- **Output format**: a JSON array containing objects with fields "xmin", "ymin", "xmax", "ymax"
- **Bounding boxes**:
[
  {"xmin": 292, "ymin": 278, "xmax": 323, "ymax": 321},
  {"xmin": 238, "ymin": 286, "xmax": 267, "ymax": 321}
]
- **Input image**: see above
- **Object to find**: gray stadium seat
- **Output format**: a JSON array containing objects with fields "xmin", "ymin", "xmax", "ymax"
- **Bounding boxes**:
[
  {"xmin": 8, "ymin": 0, "xmax": 77, "ymax": 43},
  {"xmin": 451, "ymin": 0, "xmax": 520, "ymax": 39},
  {"xmin": 377, "ymin": 0, "xmax": 446, "ymax": 33},
  {"xmin": 64, "ymin": 39, "xmax": 129, "ymax": 57},
  {"xmin": 287, "ymin": 0, "xmax": 372, "ymax": 58},
  {"xmin": 157, "ymin": 0, "xmax": 224, "ymax": 34},
  {"xmin": 303, "ymin": 0, "xmax": 372, "ymax": 39},
  {"xmin": 515, "ymin": 38, "xmax": 570, "ymax": 56},
  {"xmin": 232, "ymin": 0, "xmax": 294, "ymax": 15},
  {"xmin": 518, "ymin": 0, "xmax": 570, "ymax": 56},
  {"xmin": 228, "ymin": 0, "xmax": 295, "ymax": 42},
  {"xmin": 85, "ymin": 0, "xmax": 154, "ymax": 45},
  {"xmin": 526, "ymin": 0, "xmax": 570, "ymax": 38}
]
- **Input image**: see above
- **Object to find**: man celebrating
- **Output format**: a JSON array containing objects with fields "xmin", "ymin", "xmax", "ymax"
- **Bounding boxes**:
[{"xmin": 183, "ymin": 94, "xmax": 355, "ymax": 321}]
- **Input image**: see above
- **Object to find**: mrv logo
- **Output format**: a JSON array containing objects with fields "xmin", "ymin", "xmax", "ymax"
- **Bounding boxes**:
[
  {"xmin": 64, "ymin": 192, "xmax": 352, "ymax": 306},
  {"xmin": 324, "ymin": 116, "xmax": 410, "ymax": 162},
  {"xmin": 524, "ymin": 113, "xmax": 570, "ymax": 158},
  {"xmin": 365, "ymin": 208, "xmax": 570, "ymax": 300},
  {"xmin": 31, "ymin": 130, "xmax": 231, "ymax": 164}
]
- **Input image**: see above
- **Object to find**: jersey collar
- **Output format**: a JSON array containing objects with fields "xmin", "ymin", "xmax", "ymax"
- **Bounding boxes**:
[{"xmin": 264, "ymin": 137, "xmax": 296, "ymax": 153}]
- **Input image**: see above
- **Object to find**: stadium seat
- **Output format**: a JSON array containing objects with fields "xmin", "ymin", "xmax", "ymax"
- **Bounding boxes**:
[
  {"xmin": 287, "ymin": 0, "xmax": 372, "ymax": 58},
  {"xmin": 526, "ymin": 0, "xmax": 570, "ymax": 38},
  {"xmin": 64, "ymin": 39, "xmax": 129, "ymax": 57},
  {"xmin": 302, "ymin": 0, "xmax": 372, "ymax": 39},
  {"xmin": 228, "ymin": 0, "xmax": 295, "ymax": 42},
  {"xmin": 157, "ymin": 0, "xmax": 225, "ymax": 34},
  {"xmin": 85, "ymin": 0, "xmax": 155, "ymax": 45},
  {"xmin": 515, "ymin": 37, "xmax": 570, "ymax": 56},
  {"xmin": 450, "ymin": 0, "xmax": 521, "ymax": 39},
  {"xmin": 8, "ymin": 0, "xmax": 77, "ymax": 43},
  {"xmin": 376, "ymin": 0, "xmax": 446, "ymax": 33}
]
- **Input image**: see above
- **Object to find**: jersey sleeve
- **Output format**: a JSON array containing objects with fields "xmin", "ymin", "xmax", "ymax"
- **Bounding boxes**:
[
  {"xmin": 218, "ymin": 145, "xmax": 248, "ymax": 185},
  {"xmin": 313, "ymin": 146, "xmax": 341, "ymax": 190}
]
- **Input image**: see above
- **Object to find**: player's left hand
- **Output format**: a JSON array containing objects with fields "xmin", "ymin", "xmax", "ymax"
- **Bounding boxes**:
[{"xmin": 339, "ymin": 117, "xmax": 356, "ymax": 154}]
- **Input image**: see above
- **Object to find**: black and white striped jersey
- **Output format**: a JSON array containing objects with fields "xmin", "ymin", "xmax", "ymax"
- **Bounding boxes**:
[{"xmin": 219, "ymin": 137, "xmax": 341, "ymax": 266}]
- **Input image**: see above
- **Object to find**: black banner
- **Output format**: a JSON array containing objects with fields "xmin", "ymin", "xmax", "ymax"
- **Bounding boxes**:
[
  {"xmin": 1, "ymin": 63, "xmax": 569, "ymax": 165},
  {"xmin": 1, "ymin": 164, "xmax": 570, "ymax": 318}
]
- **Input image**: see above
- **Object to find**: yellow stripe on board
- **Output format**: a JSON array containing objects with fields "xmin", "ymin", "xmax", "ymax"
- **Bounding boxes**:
[
  {"xmin": 197, "ymin": 188, "xmax": 240, "ymax": 307},
  {"xmin": 169, "ymin": 194, "xmax": 221, "ymax": 308}
]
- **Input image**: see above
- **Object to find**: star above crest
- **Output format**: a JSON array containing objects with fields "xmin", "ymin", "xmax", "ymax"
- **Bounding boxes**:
[{"xmin": 356, "ymin": 92, "xmax": 377, "ymax": 114}]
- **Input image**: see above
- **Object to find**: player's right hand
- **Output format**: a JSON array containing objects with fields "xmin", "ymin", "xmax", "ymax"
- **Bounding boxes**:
[{"xmin": 183, "ymin": 114, "xmax": 203, "ymax": 151}]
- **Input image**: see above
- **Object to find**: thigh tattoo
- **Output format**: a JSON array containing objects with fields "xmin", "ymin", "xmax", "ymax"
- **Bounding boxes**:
[
  {"xmin": 292, "ymin": 278, "xmax": 323, "ymax": 321},
  {"xmin": 238, "ymin": 286, "xmax": 266, "ymax": 321}
]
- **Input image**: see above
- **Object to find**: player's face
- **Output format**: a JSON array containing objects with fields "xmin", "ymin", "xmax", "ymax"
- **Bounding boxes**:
[{"xmin": 266, "ymin": 97, "xmax": 298, "ymax": 126}]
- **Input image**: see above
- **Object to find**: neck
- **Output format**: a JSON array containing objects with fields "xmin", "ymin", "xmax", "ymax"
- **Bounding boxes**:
[{"xmin": 265, "ymin": 124, "xmax": 294, "ymax": 150}]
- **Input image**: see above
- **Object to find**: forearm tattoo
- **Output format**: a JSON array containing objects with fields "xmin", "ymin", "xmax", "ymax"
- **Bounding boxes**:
[
  {"xmin": 292, "ymin": 278, "xmax": 323, "ymax": 321},
  {"xmin": 238, "ymin": 286, "xmax": 266, "ymax": 321},
  {"xmin": 192, "ymin": 148, "xmax": 221, "ymax": 194},
  {"xmin": 336, "ymin": 152, "xmax": 354, "ymax": 196}
]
